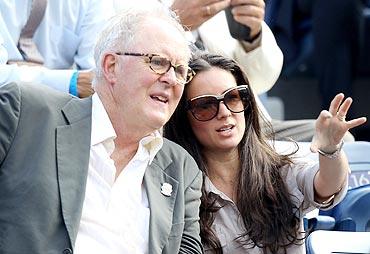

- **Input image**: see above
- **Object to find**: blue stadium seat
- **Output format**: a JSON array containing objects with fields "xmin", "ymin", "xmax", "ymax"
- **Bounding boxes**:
[
  {"xmin": 304, "ymin": 142, "xmax": 370, "ymax": 232},
  {"xmin": 300, "ymin": 141, "xmax": 370, "ymax": 189},
  {"xmin": 343, "ymin": 141, "xmax": 370, "ymax": 189},
  {"xmin": 306, "ymin": 230, "xmax": 370, "ymax": 254},
  {"xmin": 319, "ymin": 184, "xmax": 370, "ymax": 232}
]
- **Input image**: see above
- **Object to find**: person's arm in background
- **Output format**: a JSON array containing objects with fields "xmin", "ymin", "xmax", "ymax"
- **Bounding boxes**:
[
  {"xmin": 230, "ymin": 0, "xmax": 283, "ymax": 95},
  {"xmin": 0, "ymin": 0, "xmax": 113, "ymax": 97},
  {"xmin": 71, "ymin": 0, "xmax": 114, "ymax": 97},
  {"xmin": 171, "ymin": 0, "xmax": 230, "ymax": 30},
  {"xmin": 0, "ymin": 32, "xmax": 75, "ymax": 93}
]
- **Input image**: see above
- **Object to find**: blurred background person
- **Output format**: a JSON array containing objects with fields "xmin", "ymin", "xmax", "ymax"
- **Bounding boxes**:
[
  {"xmin": 265, "ymin": 0, "xmax": 370, "ymax": 140},
  {"xmin": 312, "ymin": 0, "xmax": 361, "ymax": 109},
  {"xmin": 0, "ymin": 0, "xmax": 113, "ymax": 97}
]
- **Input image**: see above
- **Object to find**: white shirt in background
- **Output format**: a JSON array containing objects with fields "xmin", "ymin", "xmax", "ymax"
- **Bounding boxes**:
[{"xmin": 0, "ymin": 0, "xmax": 113, "ymax": 91}]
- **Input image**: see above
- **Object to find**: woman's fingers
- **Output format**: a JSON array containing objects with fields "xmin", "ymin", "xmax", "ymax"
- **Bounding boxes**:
[
  {"xmin": 328, "ymin": 93, "xmax": 345, "ymax": 116},
  {"xmin": 336, "ymin": 97, "xmax": 352, "ymax": 121},
  {"xmin": 346, "ymin": 117, "xmax": 367, "ymax": 130}
]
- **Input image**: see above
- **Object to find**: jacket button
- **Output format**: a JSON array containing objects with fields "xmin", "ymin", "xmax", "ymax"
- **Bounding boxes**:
[{"xmin": 62, "ymin": 248, "xmax": 72, "ymax": 254}]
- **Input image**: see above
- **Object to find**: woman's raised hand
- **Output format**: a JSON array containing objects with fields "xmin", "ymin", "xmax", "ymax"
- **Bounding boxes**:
[{"xmin": 311, "ymin": 93, "xmax": 367, "ymax": 153}]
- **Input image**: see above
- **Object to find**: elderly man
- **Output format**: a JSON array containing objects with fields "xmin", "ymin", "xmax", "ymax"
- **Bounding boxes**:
[{"xmin": 0, "ymin": 3, "xmax": 202, "ymax": 254}]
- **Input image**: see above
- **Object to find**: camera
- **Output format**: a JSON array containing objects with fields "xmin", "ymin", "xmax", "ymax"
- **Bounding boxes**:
[{"xmin": 225, "ymin": 6, "xmax": 251, "ymax": 41}]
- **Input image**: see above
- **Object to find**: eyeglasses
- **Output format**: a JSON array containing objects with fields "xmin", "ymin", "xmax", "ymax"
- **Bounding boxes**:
[
  {"xmin": 116, "ymin": 52, "xmax": 195, "ymax": 85},
  {"xmin": 186, "ymin": 85, "xmax": 250, "ymax": 121}
]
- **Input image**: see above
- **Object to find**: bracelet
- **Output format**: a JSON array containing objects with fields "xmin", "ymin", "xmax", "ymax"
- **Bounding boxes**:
[
  {"xmin": 317, "ymin": 140, "xmax": 344, "ymax": 159},
  {"xmin": 319, "ymin": 193, "xmax": 336, "ymax": 206},
  {"xmin": 317, "ymin": 186, "xmax": 343, "ymax": 207},
  {"xmin": 69, "ymin": 71, "xmax": 79, "ymax": 96}
]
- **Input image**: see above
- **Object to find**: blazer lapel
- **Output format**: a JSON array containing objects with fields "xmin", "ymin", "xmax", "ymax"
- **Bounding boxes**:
[
  {"xmin": 56, "ymin": 97, "xmax": 92, "ymax": 248},
  {"xmin": 144, "ymin": 157, "xmax": 179, "ymax": 253}
]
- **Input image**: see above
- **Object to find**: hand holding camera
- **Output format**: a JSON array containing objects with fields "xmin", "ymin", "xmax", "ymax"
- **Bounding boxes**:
[
  {"xmin": 226, "ymin": 0, "xmax": 265, "ymax": 41},
  {"xmin": 171, "ymin": 0, "xmax": 230, "ymax": 31}
]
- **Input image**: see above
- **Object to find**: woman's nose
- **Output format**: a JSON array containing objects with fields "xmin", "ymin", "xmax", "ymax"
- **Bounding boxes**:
[{"xmin": 216, "ymin": 101, "xmax": 232, "ymax": 119}]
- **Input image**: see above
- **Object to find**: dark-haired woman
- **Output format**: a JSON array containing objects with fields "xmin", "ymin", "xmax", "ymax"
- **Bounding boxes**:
[{"xmin": 164, "ymin": 52, "xmax": 366, "ymax": 253}]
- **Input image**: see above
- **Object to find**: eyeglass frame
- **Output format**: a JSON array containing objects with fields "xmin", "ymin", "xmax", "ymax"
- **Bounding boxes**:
[
  {"xmin": 115, "ymin": 52, "xmax": 195, "ymax": 85},
  {"xmin": 186, "ymin": 85, "xmax": 250, "ymax": 121}
]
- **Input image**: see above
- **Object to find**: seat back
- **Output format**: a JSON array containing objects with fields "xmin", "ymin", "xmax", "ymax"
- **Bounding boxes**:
[
  {"xmin": 297, "ymin": 141, "xmax": 370, "ymax": 189},
  {"xmin": 303, "ymin": 141, "xmax": 370, "ymax": 232},
  {"xmin": 320, "ymin": 184, "xmax": 370, "ymax": 231},
  {"xmin": 343, "ymin": 141, "xmax": 370, "ymax": 189},
  {"xmin": 306, "ymin": 230, "xmax": 370, "ymax": 254}
]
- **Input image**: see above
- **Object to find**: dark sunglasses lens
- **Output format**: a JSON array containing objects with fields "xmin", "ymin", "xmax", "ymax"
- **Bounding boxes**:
[
  {"xmin": 189, "ymin": 96, "xmax": 218, "ymax": 121},
  {"xmin": 224, "ymin": 87, "xmax": 249, "ymax": 113}
]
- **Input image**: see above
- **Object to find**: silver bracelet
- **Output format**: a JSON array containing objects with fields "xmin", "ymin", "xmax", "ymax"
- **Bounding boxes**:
[{"xmin": 317, "ymin": 140, "xmax": 344, "ymax": 159}]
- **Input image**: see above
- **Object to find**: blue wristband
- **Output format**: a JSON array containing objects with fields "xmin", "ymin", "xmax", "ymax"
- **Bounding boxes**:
[{"xmin": 69, "ymin": 71, "xmax": 79, "ymax": 96}]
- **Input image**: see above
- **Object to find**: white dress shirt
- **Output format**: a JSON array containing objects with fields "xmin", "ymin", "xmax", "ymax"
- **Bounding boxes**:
[
  {"xmin": 0, "ymin": 0, "xmax": 113, "ymax": 92},
  {"xmin": 74, "ymin": 93, "xmax": 163, "ymax": 254}
]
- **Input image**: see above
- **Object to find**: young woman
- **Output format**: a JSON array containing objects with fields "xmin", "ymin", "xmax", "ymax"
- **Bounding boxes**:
[{"xmin": 164, "ymin": 52, "xmax": 367, "ymax": 254}]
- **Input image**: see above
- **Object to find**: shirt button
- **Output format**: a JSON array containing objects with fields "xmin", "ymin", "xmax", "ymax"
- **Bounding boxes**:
[{"xmin": 62, "ymin": 248, "xmax": 72, "ymax": 254}]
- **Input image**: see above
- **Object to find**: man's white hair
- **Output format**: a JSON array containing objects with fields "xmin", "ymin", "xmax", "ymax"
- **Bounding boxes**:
[{"xmin": 93, "ymin": 2, "xmax": 189, "ymax": 85}]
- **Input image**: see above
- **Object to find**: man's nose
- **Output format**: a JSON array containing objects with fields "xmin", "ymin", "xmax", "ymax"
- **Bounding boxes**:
[{"xmin": 159, "ymin": 66, "xmax": 177, "ymax": 86}]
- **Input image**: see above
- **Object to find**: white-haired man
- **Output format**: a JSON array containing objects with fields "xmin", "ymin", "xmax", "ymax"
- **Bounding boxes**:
[{"xmin": 0, "ymin": 3, "xmax": 202, "ymax": 254}]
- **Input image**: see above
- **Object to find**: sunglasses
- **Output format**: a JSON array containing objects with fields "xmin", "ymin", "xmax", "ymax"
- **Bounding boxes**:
[
  {"xmin": 186, "ymin": 85, "xmax": 250, "ymax": 121},
  {"xmin": 116, "ymin": 52, "xmax": 195, "ymax": 85}
]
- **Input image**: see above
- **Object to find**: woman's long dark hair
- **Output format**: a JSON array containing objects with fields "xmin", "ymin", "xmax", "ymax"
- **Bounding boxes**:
[{"xmin": 164, "ymin": 52, "xmax": 302, "ymax": 254}]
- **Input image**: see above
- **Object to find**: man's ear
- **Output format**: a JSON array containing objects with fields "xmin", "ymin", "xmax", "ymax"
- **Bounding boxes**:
[{"xmin": 102, "ymin": 53, "xmax": 118, "ymax": 85}]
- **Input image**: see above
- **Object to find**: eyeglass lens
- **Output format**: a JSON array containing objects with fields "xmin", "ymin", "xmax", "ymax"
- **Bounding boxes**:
[
  {"xmin": 188, "ymin": 85, "xmax": 249, "ymax": 121},
  {"xmin": 149, "ymin": 55, "xmax": 191, "ymax": 84}
]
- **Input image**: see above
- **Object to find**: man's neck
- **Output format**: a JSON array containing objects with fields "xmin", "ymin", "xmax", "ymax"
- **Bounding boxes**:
[{"xmin": 110, "ymin": 141, "xmax": 138, "ymax": 179}]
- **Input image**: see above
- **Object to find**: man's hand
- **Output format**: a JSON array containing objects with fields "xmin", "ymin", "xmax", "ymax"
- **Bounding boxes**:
[
  {"xmin": 230, "ymin": 0, "xmax": 265, "ymax": 38},
  {"xmin": 171, "ymin": 0, "xmax": 230, "ymax": 30},
  {"xmin": 77, "ymin": 71, "xmax": 94, "ymax": 98}
]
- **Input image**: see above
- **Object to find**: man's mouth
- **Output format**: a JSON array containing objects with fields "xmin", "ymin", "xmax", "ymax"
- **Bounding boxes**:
[{"xmin": 151, "ymin": 95, "xmax": 168, "ymax": 103}]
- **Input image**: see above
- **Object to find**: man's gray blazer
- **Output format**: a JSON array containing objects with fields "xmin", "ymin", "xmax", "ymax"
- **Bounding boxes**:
[{"xmin": 0, "ymin": 82, "xmax": 203, "ymax": 254}]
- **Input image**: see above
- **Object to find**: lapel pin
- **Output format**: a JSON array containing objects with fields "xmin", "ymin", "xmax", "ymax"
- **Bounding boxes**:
[{"xmin": 161, "ymin": 182, "xmax": 172, "ymax": 197}]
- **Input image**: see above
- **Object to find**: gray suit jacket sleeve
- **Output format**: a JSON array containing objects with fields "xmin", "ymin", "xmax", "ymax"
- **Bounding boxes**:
[{"xmin": 0, "ymin": 83, "xmax": 20, "ymax": 165}]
